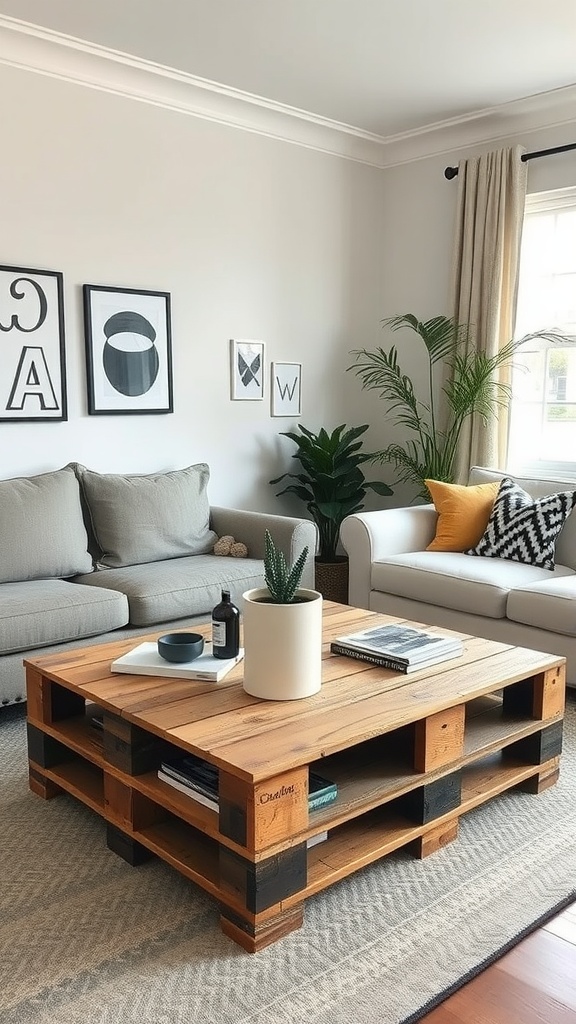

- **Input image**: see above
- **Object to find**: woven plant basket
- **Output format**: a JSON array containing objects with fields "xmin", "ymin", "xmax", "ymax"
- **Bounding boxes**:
[{"xmin": 314, "ymin": 556, "xmax": 349, "ymax": 604}]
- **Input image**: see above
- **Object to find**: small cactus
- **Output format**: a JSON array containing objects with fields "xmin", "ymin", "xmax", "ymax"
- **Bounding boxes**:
[{"xmin": 264, "ymin": 529, "xmax": 309, "ymax": 603}]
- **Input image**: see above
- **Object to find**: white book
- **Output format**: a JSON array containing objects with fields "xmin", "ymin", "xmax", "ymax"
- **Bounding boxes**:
[
  {"xmin": 111, "ymin": 642, "xmax": 244, "ymax": 681},
  {"xmin": 335, "ymin": 622, "xmax": 462, "ymax": 665},
  {"xmin": 158, "ymin": 770, "xmax": 218, "ymax": 809},
  {"xmin": 307, "ymin": 831, "xmax": 329, "ymax": 849}
]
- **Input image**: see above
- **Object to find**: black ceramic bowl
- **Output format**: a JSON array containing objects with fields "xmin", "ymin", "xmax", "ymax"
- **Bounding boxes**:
[{"xmin": 157, "ymin": 632, "xmax": 205, "ymax": 663}]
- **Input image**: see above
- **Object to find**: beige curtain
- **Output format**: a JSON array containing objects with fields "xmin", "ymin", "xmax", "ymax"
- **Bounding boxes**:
[{"xmin": 451, "ymin": 144, "xmax": 527, "ymax": 480}]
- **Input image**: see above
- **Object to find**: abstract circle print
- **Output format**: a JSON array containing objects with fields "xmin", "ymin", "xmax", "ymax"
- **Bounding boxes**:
[{"xmin": 102, "ymin": 310, "xmax": 159, "ymax": 396}]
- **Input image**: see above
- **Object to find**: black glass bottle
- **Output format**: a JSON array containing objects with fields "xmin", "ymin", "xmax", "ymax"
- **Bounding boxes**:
[{"xmin": 211, "ymin": 589, "xmax": 240, "ymax": 659}]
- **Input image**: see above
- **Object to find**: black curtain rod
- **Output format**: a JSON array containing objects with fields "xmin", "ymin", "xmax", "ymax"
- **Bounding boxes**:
[{"xmin": 444, "ymin": 142, "xmax": 576, "ymax": 180}]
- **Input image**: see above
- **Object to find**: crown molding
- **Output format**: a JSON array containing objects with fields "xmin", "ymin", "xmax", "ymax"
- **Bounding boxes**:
[
  {"xmin": 0, "ymin": 15, "xmax": 388, "ymax": 167},
  {"xmin": 0, "ymin": 14, "xmax": 575, "ymax": 170},
  {"xmin": 378, "ymin": 84, "xmax": 576, "ymax": 168}
]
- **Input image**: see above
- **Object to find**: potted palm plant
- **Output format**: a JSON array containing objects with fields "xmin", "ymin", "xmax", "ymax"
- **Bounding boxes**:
[
  {"xmin": 242, "ymin": 531, "xmax": 322, "ymax": 700},
  {"xmin": 348, "ymin": 313, "xmax": 567, "ymax": 500},
  {"xmin": 270, "ymin": 424, "xmax": 392, "ymax": 603}
]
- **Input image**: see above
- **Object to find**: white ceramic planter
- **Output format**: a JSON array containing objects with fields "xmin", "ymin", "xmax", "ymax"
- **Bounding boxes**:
[{"xmin": 242, "ymin": 587, "xmax": 323, "ymax": 700}]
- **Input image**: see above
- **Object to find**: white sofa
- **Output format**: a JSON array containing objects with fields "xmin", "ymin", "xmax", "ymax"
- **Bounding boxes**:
[{"xmin": 341, "ymin": 466, "xmax": 576, "ymax": 688}]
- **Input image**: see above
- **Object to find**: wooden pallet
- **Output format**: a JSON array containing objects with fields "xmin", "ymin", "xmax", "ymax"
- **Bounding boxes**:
[{"xmin": 25, "ymin": 603, "xmax": 566, "ymax": 952}]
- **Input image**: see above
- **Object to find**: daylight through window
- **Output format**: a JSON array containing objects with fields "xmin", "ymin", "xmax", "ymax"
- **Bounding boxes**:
[{"xmin": 507, "ymin": 186, "xmax": 576, "ymax": 477}]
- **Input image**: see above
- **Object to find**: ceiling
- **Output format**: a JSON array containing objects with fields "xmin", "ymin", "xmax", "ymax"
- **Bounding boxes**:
[{"xmin": 1, "ymin": 0, "xmax": 576, "ymax": 140}]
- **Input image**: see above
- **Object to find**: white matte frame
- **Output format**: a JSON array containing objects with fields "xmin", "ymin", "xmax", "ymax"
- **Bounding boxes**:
[
  {"xmin": 271, "ymin": 361, "xmax": 302, "ymax": 416},
  {"xmin": 230, "ymin": 339, "xmax": 265, "ymax": 400}
]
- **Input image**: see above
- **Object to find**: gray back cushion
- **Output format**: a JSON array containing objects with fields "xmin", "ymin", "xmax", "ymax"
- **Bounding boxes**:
[
  {"xmin": 77, "ymin": 463, "xmax": 218, "ymax": 568},
  {"xmin": 0, "ymin": 466, "xmax": 92, "ymax": 583}
]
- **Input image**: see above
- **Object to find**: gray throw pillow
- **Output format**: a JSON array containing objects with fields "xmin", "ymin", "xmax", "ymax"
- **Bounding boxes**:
[
  {"xmin": 0, "ymin": 466, "xmax": 92, "ymax": 583},
  {"xmin": 77, "ymin": 463, "xmax": 218, "ymax": 568}
]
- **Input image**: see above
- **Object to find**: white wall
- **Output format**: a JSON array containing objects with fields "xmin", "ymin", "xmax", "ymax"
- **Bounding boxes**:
[
  {"xmin": 4, "ymin": 56, "xmax": 575, "ymax": 517},
  {"xmin": 0, "ymin": 62, "xmax": 384, "ymax": 513}
]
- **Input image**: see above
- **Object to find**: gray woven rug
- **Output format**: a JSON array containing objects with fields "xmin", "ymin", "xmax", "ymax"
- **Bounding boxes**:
[{"xmin": 1, "ymin": 698, "xmax": 575, "ymax": 1024}]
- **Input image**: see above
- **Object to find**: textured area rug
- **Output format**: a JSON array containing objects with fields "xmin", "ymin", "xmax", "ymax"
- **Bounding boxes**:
[{"xmin": 1, "ymin": 698, "xmax": 575, "ymax": 1024}]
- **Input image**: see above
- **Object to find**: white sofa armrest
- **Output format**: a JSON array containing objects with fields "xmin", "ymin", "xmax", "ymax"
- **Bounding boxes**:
[
  {"xmin": 340, "ymin": 506, "xmax": 437, "ymax": 609},
  {"xmin": 209, "ymin": 507, "xmax": 317, "ymax": 589}
]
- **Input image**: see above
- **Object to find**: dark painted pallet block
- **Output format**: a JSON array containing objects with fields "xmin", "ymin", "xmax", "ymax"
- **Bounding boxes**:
[
  {"xmin": 219, "ymin": 843, "xmax": 307, "ymax": 914},
  {"xmin": 50, "ymin": 683, "xmax": 85, "ymax": 722},
  {"xmin": 505, "ymin": 721, "xmax": 563, "ymax": 764},
  {"xmin": 27, "ymin": 722, "xmax": 75, "ymax": 769},
  {"xmin": 106, "ymin": 824, "xmax": 153, "ymax": 865},
  {"xmin": 398, "ymin": 770, "xmax": 462, "ymax": 825},
  {"xmin": 102, "ymin": 712, "xmax": 167, "ymax": 775},
  {"xmin": 502, "ymin": 677, "xmax": 536, "ymax": 716},
  {"xmin": 219, "ymin": 797, "xmax": 248, "ymax": 847}
]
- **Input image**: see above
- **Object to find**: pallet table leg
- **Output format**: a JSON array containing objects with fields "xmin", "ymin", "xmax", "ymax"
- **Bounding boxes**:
[
  {"xmin": 219, "ymin": 903, "xmax": 305, "ymax": 953},
  {"xmin": 106, "ymin": 824, "xmax": 153, "ymax": 866},
  {"xmin": 518, "ymin": 757, "xmax": 561, "ymax": 794},
  {"xmin": 412, "ymin": 818, "xmax": 459, "ymax": 859},
  {"xmin": 28, "ymin": 765, "xmax": 63, "ymax": 800}
]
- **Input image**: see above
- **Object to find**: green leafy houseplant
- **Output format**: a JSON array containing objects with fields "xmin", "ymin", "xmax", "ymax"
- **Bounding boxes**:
[
  {"xmin": 348, "ymin": 313, "xmax": 566, "ymax": 501},
  {"xmin": 263, "ymin": 529, "xmax": 309, "ymax": 603},
  {"xmin": 270, "ymin": 424, "xmax": 393, "ymax": 562}
]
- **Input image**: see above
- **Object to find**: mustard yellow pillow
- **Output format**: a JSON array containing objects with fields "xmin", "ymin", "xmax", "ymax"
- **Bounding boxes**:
[{"xmin": 425, "ymin": 479, "xmax": 500, "ymax": 552}]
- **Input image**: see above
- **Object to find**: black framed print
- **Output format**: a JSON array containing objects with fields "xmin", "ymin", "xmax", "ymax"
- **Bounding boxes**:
[
  {"xmin": 0, "ymin": 264, "xmax": 67, "ymax": 421},
  {"xmin": 83, "ymin": 285, "xmax": 173, "ymax": 415},
  {"xmin": 271, "ymin": 361, "xmax": 302, "ymax": 416}
]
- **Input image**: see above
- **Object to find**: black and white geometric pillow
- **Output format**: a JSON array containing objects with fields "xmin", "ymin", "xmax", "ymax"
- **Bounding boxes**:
[{"xmin": 465, "ymin": 476, "xmax": 576, "ymax": 570}]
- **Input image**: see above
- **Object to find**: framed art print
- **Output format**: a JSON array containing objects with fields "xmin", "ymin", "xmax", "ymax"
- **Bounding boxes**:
[
  {"xmin": 271, "ymin": 361, "xmax": 302, "ymax": 416},
  {"xmin": 83, "ymin": 285, "xmax": 173, "ymax": 414},
  {"xmin": 230, "ymin": 339, "xmax": 265, "ymax": 400},
  {"xmin": 0, "ymin": 264, "xmax": 67, "ymax": 421}
]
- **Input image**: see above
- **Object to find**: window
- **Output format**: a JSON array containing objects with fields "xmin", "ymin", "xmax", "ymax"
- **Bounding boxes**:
[{"xmin": 507, "ymin": 186, "xmax": 576, "ymax": 478}]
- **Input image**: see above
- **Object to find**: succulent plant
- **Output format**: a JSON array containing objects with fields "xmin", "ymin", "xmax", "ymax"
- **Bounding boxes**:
[{"xmin": 264, "ymin": 529, "xmax": 309, "ymax": 603}]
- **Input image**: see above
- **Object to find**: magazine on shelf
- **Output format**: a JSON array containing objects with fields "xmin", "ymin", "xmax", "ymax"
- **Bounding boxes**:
[
  {"xmin": 158, "ymin": 755, "xmax": 338, "ymax": 812},
  {"xmin": 331, "ymin": 622, "xmax": 463, "ymax": 672},
  {"xmin": 111, "ymin": 642, "xmax": 244, "ymax": 681},
  {"xmin": 158, "ymin": 771, "xmax": 330, "ymax": 848}
]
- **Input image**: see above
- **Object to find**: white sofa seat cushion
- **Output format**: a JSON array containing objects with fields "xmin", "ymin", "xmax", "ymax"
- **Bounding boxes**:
[
  {"xmin": 370, "ymin": 552, "xmax": 574, "ymax": 619},
  {"xmin": 74, "ymin": 554, "xmax": 265, "ymax": 626},
  {"xmin": 507, "ymin": 573, "xmax": 576, "ymax": 636},
  {"xmin": 0, "ymin": 579, "xmax": 129, "ymax": 656}
]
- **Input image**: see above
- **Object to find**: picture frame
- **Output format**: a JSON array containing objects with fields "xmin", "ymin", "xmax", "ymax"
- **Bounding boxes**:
[
  {"xmin": 230, "ymin": 339, "xmax": 265, "ymax": 400},
  {"xmin": 271, "ymin": 361, "xmax": 302, "ymax": 417},
  {"xmin": 83, "ymin": 285, "xmax": 173, "ymax": 415},
  {"xmin": 0, "ymin": 264, "xmax": 67, "ymax": 421}
]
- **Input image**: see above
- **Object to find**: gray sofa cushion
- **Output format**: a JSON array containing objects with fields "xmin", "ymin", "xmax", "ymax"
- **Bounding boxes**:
[
  {"xmin": 370, "ymin": 551, "xmax": 573, "ymax": 619},
  {"xmin": 77, "ymin": 463, "xmax": 218, "ymax": 568},
  {"xmin": 0, "ymin": 467, "xmax": 92, "ymax": 584},
  {"xmin": 0, "ymin": 579, "xmax": 129, "ymax": 655},
  {"xmin": 73, "ymin": 554, "xmax": 265, "ymax": 626}
]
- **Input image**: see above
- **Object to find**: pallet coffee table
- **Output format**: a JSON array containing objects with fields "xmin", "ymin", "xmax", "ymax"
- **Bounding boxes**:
[{"xmin": 25, "ymin": 603, "xmax": 566, "ymax": 952}]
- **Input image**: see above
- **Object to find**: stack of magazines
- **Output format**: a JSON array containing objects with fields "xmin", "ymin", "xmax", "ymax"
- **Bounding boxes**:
[
  {"xmin": 330, "ymin": 622, "xmax": 463, "ymax": 673},
  {"xmin": 158, "ymin": 753, "xmax": 338, "ymax": 813}
]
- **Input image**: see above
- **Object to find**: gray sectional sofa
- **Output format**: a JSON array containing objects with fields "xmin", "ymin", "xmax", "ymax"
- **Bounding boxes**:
[
  {"xmin": 0, "ymin": 462, "xmax": 316, "ymax": 707},
  {"xmin": 341, "ymin": 466, "xmax": 576, "ymax": 689}
]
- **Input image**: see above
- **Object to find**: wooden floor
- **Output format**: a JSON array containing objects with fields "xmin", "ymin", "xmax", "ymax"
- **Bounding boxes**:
[{"xmin": 420, "ymin": 900, "xmax": 576, "ymax": 1022}]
